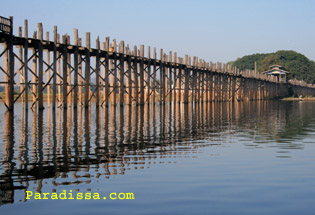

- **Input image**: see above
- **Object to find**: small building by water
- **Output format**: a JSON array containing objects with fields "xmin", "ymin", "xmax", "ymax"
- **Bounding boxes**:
[{"xmin": 263, "ymin": 65, "xmax": 290, "ymax": 83}]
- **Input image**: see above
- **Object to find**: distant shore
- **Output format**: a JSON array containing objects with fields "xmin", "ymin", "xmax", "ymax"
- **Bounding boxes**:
[{"xmin": 281, "ymin": 96, "xmax": 315, "ymax": 101}]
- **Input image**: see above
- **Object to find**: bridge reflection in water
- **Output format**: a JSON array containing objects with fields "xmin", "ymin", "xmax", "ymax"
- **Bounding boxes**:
[{"xmin": 0, "ymin": 101, "xmax": 312, "ymax": 205}]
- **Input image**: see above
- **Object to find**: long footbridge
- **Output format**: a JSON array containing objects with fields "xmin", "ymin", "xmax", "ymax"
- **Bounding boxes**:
[{"xmin": 1, "ymin": 16, "xmax": 315, "ymax": 111}]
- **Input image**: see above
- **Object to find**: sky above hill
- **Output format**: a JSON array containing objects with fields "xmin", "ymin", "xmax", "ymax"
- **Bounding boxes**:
[{"xmin": 1, "ymin": 0, "xmax": 315, "ymax": 63}]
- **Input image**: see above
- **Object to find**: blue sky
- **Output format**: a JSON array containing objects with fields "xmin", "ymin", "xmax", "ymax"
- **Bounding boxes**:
[{"xmin": 1, "ymin": 0, "xmax": 315, "ymax": 62}]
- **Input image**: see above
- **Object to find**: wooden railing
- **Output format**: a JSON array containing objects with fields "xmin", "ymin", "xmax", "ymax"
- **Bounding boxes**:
[{"xmin": 0, "ymin": 16, "xmax": 12, "ymax": 34}]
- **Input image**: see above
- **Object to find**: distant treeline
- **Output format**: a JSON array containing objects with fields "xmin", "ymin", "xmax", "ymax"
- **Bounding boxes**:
[{"xmin": 231, "ymin": 50, "xmax": 315, "ymax": 84}]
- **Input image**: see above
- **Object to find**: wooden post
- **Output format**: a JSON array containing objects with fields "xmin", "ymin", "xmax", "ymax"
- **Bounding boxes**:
[
  {"xmin": 84, "ymin": 32, "xmax": 90, "ymax": 108},
  {"xmin": 119, "ymin": 40, "xmax": 125, "ymax": 106},
  {"xmin": 24, "ymin": 20, "xmax": 29, "ymax": 109},
  {"xmin": 109, "ymin": 39, "xmax": 117, "ymax": 105},
  {"xmin": 46, "ymin": 32, "xmax": 50, "ymax": 107},
  {"xmin": 206, "ymin": 69, "xmax": 209, "ymax": 102},
  {"xmin": 152, "ymin": 47, "xmax": 157, "ymax": 104},
  {"xmin": 173, "ymin": 52, "xmax": 177, "ymax": 103},
  {"xmin": 18, "ymin": 27, "xmax": 24, "ymax": 102},
  {"xmin": 103, "ymin": 37, "xmax": 110, "ymax": 107},
  {"xmin": 164, "ymin": 54, "xmax": 168, "ymax": 103},
  {"xmin": 52, "ymin": 26, "xmax": 57, "ymax": 109},
  {"xmin": 127, "ymin": 45, "xmax": 132, "ymax": 105},
  {"xmin": 38, "ymin": 23, "xmax": 44, "ymax": 110},
  {"xmin": 139, "ymin": 45, "xmax": 144, "ymax": 105},
  {"xmin": 133, "ymin": 46, "xmax": 138, "ymax": 105},
  {"xmin": 8, "ymin": 16, "xmax": 14, "ymax": 111},
  {"xmin": 159, "ymin": 49, "xmax": 164, "ymax": 103},
  {"xmin": 4, "ymin": 17, "xmax": 14, "ymax": 111},
  {"xmin": 168, "ymin": 51, "xmax": 173, "ymax": 103},
  {"xmin": 210, "ymin": 70, "xmax": 214, "ymax": 102},
  {"xmin": 184, "ymin": 55, "xmax": 189, "ymax": 103},
  {"xmin": 95, "ymin": 37, "xmax": 100, "ymax": 107},
  {"xmin": 146, "ymin": 46, "xmax": 151, "ymax": 104},
  {"xmin": 67, "ymin": 35, "xmax": 71, "ymax": 107},
  {"xmin": 32, "ymin": 31, "xmax": 37, "ymax": 104},
  {"xmin": 192, "ymin": 58, "xmax": 197, "ymax": 103},
  {"xmin": 56, "ymin": 34, "xmax": 61, "ymax": 106},
  {"xmin": 62, "ymin": 35, "xmax": 68, "ymax": 109},
  {"xmin": 73, "ymin": 29, "xmax": 79, "ymax": 109},
  {"xmin": 201, "ymin": 63, "xmax": 205, "ymax": 103},
  {"xmin": 177, "ymin": 57, "xmax": 181, "ymax": 103}
]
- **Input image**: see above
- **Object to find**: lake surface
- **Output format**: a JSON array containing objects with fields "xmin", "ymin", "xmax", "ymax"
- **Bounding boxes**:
[{"xmin": 1, "ymin": 101, "xmax": 315, "ymax": 215}]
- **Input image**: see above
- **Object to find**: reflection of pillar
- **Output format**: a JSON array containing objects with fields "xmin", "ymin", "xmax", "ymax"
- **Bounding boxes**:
[
  {"xmin": 102, "ymin": 106, "xmax": 110, "ymax": 176},
  {"xmin": 118, "ymin": 106, "xmax": 124, "ymax": 146},
  {"xmin": 36, "ymin": 110, "xmax": 44, "ymax": 193},
  {"xmin": 139, "ymin": 106, "xmax": 144, "ymax": 148},
  {"xmin": 152, "ymin": 104, "xmax": 157, "ymax": 143},
  {"xmin": 176, "ymin": 103, "xmax": 181, "ymax": 136},
  {"xmin": 18, "ymin": 106, "xmax": 25, "ymax": 173},
  {"xmin": 145, "ymin": 104, "xmax": 150, "ymax": 141},
  {"xmin": 46, "ymin": 107, "xmax": 51, "ymax": 162},
  {"xmin": 62, "ymin": 108, "xmax": 69, "ymax": 172},
  {"xmin": 73, "ymin": 107, "xmax": 79, "ymax": 170},
  {"xmin": 132, "ymin": 105, "xmax": 138, "ymax": 147},
  {"xmin": 125, "ymin": 105, "xmax": 132, "ymax": 145},
  {"xmin": 3, "ymin": 111, "xmax": 14, "ymax": 176},
  {"xmin": 31, "ymin": 109, "xmax": 38, "ymax": 163},
  {"xmin": 51, "ymin": 108, "xmax": 57, "ymax": 173},
  {"xmin": 84, "ymin": 108, "xmax": 91, "ymax": 173},
  {"xmin": 94, "ymin": 107, "xmax": 100, "ymax": 171},
  {"xmin": 103, "ymin": 106, "xmax": 109, "ymax": 148}
]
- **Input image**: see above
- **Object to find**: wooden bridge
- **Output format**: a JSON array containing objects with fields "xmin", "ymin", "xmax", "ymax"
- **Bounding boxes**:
[{"xmin": 1, "ymin": 16, "xmax": 315, "ymax": 111}]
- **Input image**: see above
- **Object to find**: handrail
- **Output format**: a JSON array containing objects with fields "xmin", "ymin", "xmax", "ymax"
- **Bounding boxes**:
[{"xmin": 0, "ymin": 16, "xmax": 12, "ymax": 34}]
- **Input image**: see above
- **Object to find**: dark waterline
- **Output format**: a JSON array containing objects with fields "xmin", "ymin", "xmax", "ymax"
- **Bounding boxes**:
[{"xmin": 0, "ymin": 101, "xmax": 315, "ymax": 215}]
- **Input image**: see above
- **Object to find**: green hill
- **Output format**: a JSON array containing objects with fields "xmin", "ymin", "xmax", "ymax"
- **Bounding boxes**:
[{"xmin": 231, "ymin": 50, "xmax": 315, "ymax": 84}]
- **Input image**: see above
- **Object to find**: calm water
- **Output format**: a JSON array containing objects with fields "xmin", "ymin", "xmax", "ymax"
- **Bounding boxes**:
[{"xmin": 1, "ymin": 101, "xmax": 315, "ymax": 215}]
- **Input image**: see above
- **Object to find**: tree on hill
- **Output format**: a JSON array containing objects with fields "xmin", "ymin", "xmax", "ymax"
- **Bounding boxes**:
[{"xmin": 231, "ymin": 50, "xmax": 315, "ymax": 84}]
